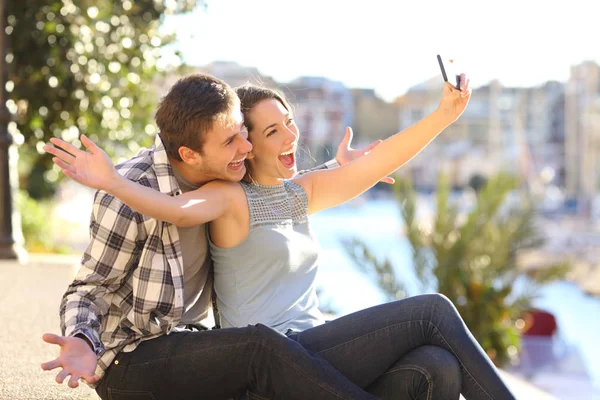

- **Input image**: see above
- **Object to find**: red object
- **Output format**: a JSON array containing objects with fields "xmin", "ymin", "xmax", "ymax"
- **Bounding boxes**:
[{"xmin": 523, "ymin": 309, "xmax": 557, "ymax": 336}]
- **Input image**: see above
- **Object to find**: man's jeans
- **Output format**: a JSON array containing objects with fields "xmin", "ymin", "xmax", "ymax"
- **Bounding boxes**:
[
  {"xmin": 290, "ymin": 294, "xmax": 516, "ymax": 400},
  {"xmin": 95, "ymin": 323, "xmax": 377, "ymax": 400}
]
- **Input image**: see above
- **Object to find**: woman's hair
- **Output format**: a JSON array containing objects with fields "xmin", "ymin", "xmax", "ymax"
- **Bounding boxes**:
[
  {"xmin": 235, "ymin": 84, "xmax": 292, "ymax": 132},
  {"xmin": 235, "ymin": 84, "xmax": 294, "ymax": 182},
  {"xmin": 155, "ymin": 74, "xmax": 239, "ymax": 161}
]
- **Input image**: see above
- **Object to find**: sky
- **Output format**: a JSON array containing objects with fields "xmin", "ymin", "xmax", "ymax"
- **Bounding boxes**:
[{"xmin": 161, "ymin": 0, "xmax": 599, "ymax": 101}]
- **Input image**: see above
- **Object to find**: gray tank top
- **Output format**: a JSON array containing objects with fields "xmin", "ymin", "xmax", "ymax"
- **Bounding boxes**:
[{"xmin": 209, "ymin": 180, "xmax": 324, "ymax": 333}]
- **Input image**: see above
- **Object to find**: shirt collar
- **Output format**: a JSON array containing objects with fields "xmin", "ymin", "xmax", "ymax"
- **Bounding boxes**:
[{"xmin": 151, "ymin": 134, "xmax": 183, "ymax": 196}]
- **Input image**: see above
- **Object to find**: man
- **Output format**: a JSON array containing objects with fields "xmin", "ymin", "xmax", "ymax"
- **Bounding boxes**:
[{"xmin": 42, "ymin": 74, "xmax": 460, "ymax": 400}]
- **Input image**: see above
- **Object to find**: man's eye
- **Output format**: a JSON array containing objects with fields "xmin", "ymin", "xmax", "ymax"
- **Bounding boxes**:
[{"xmin": 286, "ymin": 118, "xmax": 294, "ymax": 126}]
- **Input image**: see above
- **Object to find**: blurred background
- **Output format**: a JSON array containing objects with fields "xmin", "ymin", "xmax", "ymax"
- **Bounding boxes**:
[{"xmin": 1, "ymin": 0, "xmax": 599, "ymax": 399}]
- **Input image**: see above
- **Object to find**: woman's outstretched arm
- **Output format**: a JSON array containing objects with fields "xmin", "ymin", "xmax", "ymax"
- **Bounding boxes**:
[
  {"xmin": 44, "ymin": 135, "xmax": 234, "ymax": 227},
  {"xmin": 295, "ymin": 75, "xmax": 471, "ymax": 214}
]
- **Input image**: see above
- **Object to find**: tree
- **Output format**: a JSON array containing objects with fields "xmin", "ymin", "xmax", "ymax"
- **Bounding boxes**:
[
  {"xmin": 344, "ymin": 173, "xmax": 568, "ymax": 366},
  {"xmin": 6, "ymin": 0, "xmax": 201, "ymax": 198}
]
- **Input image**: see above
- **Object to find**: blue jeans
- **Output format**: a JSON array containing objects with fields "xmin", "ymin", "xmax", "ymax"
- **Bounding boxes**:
[
  {"xmin": 365, "ymin": 345, "xmax": 462, "ymax": 399},
  {"xmin": 95, "ymin": 323, "xmax": 378, "ymax": 400},
  {"xmin": 95, "ymin": 323, "xmax": 461, "ymax": 400},
  {"xmin": 291, "ymin": 294, "xmax": 516, "ymax": 400}
]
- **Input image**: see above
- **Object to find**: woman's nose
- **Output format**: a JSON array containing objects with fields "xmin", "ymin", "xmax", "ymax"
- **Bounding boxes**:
[{"xmin": 284, "ymin": 128, "xmax": 298, "ymax": 144}]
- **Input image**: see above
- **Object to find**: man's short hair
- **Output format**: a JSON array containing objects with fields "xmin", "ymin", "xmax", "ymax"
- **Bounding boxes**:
[{"xmin": 155, "ymin": 74, "xmax": 239, "ymax": 161}]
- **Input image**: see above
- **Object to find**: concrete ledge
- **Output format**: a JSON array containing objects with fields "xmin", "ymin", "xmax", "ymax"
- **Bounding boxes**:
[{"xmin": 0, "ymin": 257, "xmax": 562, "ymax": 399}]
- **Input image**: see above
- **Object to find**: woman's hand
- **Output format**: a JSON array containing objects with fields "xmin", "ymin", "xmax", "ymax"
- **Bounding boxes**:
[{"xmin": 436, "ymin": 73, "xmax": 471, "ymax": 124}]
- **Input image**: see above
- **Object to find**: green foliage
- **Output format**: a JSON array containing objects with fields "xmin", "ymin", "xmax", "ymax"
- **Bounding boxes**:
[
  {"xmin": 18, "ymin": 190, "xmax": 70, "ymax": 253},
  {"xmin": 6, "ymin": 0, "xmax": 201, "ymax": 199},
  {"xmin": 345, "ymin": 174, "xmax": 569, "ymax": 366}
]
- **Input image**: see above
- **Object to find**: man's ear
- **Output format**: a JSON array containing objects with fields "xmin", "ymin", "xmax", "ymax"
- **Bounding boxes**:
[{"xmin": 178, "ymin": 146, "xmax": 201, "ymax": 164}]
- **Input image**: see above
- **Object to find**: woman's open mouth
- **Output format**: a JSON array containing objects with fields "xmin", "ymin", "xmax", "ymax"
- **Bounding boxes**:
[{"xmin": 278, "ymin": 149, "xmax": 296, "ymax": 168}]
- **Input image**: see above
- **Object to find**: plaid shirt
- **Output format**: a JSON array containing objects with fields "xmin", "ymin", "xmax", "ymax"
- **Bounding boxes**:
[{"xmin": 59, "ymin": 135, "xmax": 207, "ymax": 382}]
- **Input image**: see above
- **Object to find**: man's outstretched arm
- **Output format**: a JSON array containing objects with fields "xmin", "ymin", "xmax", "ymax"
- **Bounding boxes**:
[{"xmin": 42, "ymin": 189, "xmax": 145, "ymax": 387}]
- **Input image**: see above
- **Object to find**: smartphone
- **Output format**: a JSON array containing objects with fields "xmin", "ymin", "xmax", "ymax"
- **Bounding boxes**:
[{"xmin": 436, "ymin": 55, "xmax": 460, "ymax": 90}]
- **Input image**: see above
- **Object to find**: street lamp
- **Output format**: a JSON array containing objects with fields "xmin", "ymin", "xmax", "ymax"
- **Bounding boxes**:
[{"xmin": 0, "ymin": 0, "xmax": 20, "ymax": 260}]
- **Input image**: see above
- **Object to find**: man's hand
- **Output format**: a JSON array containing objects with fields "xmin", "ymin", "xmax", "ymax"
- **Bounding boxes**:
[
  {"xmin": 41, "ymin": 333, "xmax": 100, "ymax": 388},
  {"xmin": 335, "ymin": 127, "xmax": 395, "ymax": 184}
]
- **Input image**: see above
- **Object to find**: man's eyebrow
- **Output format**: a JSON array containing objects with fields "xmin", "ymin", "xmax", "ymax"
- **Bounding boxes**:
[
  {"xmin": 223, "ymin": 133, "xmax": 237, "ymax": 145},
  {"xmin": 222, "ymin": 117, "xmax": 246, "ymax": 145}
]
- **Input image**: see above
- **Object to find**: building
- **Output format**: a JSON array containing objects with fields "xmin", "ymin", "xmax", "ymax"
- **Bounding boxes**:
[
  {"xmin": 395, "ymin": 77, "xmax": 566, "ymax": 190},
  {"xmin": 155, "ymin": 61, "xmax": 278, "ymax": 98},
  {"xmin": 283, "ymin": 77, "xmax": 353, "ymax": 168},
  {"xmin": 564, "ymin": 61, "xmax": 600, "ymax": 216},
  {"xmin": 351, "ymin": 88, "xmax": 399, "ymax": 146}
]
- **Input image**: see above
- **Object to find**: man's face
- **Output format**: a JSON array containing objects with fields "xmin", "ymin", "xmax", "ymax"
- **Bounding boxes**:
[{"xmin": 194, "ymin": 106, "xmax": 252, "ymax": 183}]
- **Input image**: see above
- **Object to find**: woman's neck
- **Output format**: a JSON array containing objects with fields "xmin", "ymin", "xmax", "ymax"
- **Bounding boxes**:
[{"xmin": 246, "ymin": 170, "xmax": 285, "ymax": 187}]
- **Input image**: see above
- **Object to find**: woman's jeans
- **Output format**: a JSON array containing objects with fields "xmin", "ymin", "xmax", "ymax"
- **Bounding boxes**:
[
  {"xmin": 364, "ymin": 345, "xmax": 462, "ymax": 399},
  {"xmin": 96, "ymin": 294, "xmax": 515, "ymax": 399},
  {"xmin": 290, "ymin": 294, "xmax": 516, "ymax": 400}
]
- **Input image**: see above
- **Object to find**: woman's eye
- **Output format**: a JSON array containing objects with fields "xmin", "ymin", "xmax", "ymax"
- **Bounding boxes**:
[{"xmin": 267, "ymin": 130, "xmax": 276, "ymax": 137}]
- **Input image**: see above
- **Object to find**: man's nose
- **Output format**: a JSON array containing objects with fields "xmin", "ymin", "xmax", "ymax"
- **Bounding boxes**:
[{"xmin": 241, "ymin": 137, "xmax": 252, "ymax": 153}]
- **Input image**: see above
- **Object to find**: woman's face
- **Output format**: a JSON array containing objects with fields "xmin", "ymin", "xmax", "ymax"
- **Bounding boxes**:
[{"xmin": 245, "ymin": 98, "xmax": 299, "ymax": 185}]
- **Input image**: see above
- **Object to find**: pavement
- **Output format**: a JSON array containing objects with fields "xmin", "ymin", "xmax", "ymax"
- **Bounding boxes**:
[
  {"xmin": 0, "ymin": 255, "xmax": 98, "ymax": 400},
  {"xmin": 0, "ymin": 254, "xmax": 560, "ymax": 400}
]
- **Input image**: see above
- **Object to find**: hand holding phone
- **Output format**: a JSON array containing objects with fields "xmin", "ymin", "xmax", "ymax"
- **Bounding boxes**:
[{"xmin": 437, "ymin": 55, "xmax": 460, "ymax": 90}]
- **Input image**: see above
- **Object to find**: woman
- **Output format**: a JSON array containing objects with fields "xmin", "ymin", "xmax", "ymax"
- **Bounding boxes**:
[{"xmin": 46, "ymin": 75, "xmax": 515, "ymax": 399}]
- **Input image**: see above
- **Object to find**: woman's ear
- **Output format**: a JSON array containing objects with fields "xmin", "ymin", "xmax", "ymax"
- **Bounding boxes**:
[
  {"xmin": 178, "ymin": 146, "xmax": 201, "ymax": 164},
  {"xmin": 246, "ymin": 150, "xmax": 255, "ymax": 160}
]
